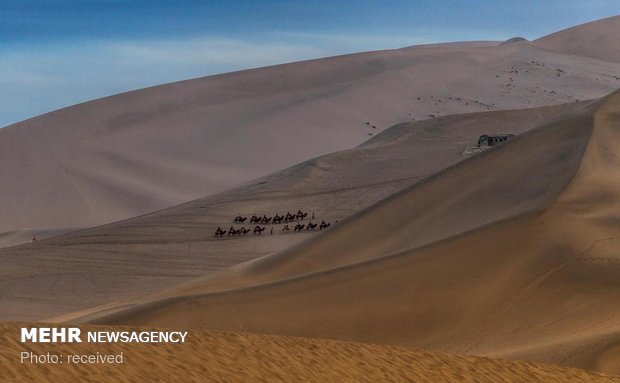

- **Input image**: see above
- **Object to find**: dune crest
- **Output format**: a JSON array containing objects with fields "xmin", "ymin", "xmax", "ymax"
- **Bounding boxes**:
[{"xmin": 535, "ymin": 15, "xmax": 620, "ymax": 62}]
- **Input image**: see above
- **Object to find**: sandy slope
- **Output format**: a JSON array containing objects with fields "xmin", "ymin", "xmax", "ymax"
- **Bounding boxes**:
[
  {"xmin": 4, "ymin": 16, "xmax": 620, "ymax": 381},
  {"xmin": 2, "ymin": 18, "xmax": 620, "ymax": 242},
  {"xmin": 536, "ymin": 15, "xmax": 620, "ymax": 63},
  {"xmin": 0, "ymin": 102, "xmax": 578, "ymax": 321},
  {"xmin": 73, "ymin": 91, "xmax": 620, "ymax": 375},
  {"xmin": 1, "ymin": 323, "xmax": 618, "ymax": 383}
]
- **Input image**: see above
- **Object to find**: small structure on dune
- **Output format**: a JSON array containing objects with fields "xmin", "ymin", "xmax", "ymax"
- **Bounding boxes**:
[{"xmin": 478, "ymin": 134, "xmax": 515, "ymax": 147}]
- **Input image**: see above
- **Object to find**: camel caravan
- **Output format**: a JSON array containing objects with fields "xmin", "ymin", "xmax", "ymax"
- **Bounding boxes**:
[{"xmin": 214, "ymin": 210, "xmax": 334, "ymax": 238}]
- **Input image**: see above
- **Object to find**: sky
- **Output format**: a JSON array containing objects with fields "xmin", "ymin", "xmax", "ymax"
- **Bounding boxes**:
[{"xmin": 1, "ymin": 1, "xmax": 619, "ymax": 127}]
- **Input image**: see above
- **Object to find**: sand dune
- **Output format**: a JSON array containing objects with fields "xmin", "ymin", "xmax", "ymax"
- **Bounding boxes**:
[
  {"xmin": 535, "ymin": 15, "xmax": 620, "ymax": 63},
  {"xmin": 4, "ymin": 16, "xmax": 620, "ymax": 381},
  {"xmin": 1, "ymin": 18, "xmax": 620, "ymax": 243},
  {"xmin": 73, "ymin": 90, "xmax": 620, "ymax": 375},
  {"xmin": 1, "ymin": 323, "xmax": 618, "ymax": 382},
  {"xmin": 0, "ymin": 102, "xmax": 579, "ymax": 321}
]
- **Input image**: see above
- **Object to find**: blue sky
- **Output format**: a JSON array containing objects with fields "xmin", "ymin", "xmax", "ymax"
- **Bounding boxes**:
[{"xmin": 1, "ymin": 1, "xmax": 619, "ymax": 127}]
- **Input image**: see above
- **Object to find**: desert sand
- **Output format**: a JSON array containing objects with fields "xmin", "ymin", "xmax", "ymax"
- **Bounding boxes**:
[
  {"xmin": 59, "ymin": 90, "xmax": 620, "ymax": 376},
  {"xmin": 1, "ymin": 17, "xmax": 620, "ymax": 245},
  {"xmin": 2, "ymin": 15, "xmax": 620, "ymax": 382},
  {"xmin": 0, "ymin": 101, "xmax": 579, "ymax": 321},
  {"xmin": 536, "ymin": 15, "xmax": 620, "ymax": 63},
  {"xmin": 1, "ymin": 323, "xmax": 619, "ymax": 383}
]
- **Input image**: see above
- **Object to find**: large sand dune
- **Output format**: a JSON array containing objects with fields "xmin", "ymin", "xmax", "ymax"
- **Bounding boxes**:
[
  {"xmin": 4, "ymin": 16, "xmax": 620, "ymax": 381},
  {"xmin": 0, "ymin": 102, "xmax": 578, "ymax": 321},
  {"xmin": 1, "ymin": 18, "xmax": 620, "ymax": 243},
  {"xmin": 73, "ymin": 90, "xmax": 620, "ymax": 375},
  {"xmin": 536, "ymin": 15, "xmax": 620, "ymax": 63},
  {"xmin": 1, "ymin": 323, "xmax": 618, "ymax": 383}
]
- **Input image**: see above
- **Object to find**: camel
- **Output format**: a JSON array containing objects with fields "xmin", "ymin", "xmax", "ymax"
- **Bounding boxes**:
[
  {"xmin": 253, "ymin": 226, "xmax": 266, "ymax": 235},
  {"xmin": 233, "ymin": 215, "xmax": 247, "ymax": 224},
  {"xmin": 294, "ymin": 223, "xmax": 306, "ymax": 232},
  {"xmin": 306, "ymin": 222, "xmax": 317, "ymax": 230},
  {"xmin": 250, "ymin": 215, "xmax": 260, "ymax": 224},
  {"xmin": 214, "ymin": 227, "xmax": 226, "ymax": 237},
  {"xmin": 319, "ymin": 221, "xmax": 331, "ymax": 230},
  {"xmin": 239, "ymin": 227, "xmax": 250, "ymax": 235}
]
